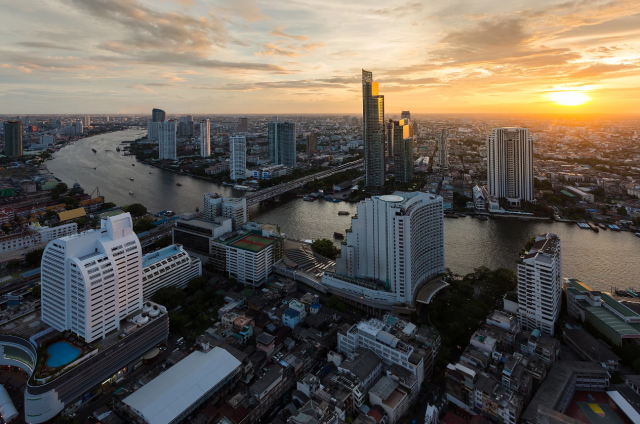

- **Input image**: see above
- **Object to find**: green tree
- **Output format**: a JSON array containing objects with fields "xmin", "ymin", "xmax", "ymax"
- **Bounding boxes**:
[
  {"xmin": 616, "ymin": 206, "xmax": 628, "ymax": 216},
  {"xmin": 5, "ymin": 260, "xmax": 21, "ymax": 270},
  {"xmin": 124, "ymin": 203, "xmax": 148, "ymax": 217},
  {"xmin": 133, "ymin": 218, "xmax": 155, "ymax": 233},
  {"xmin": 102, "ymin": 202, "xmax": 116, "ymax": 210},
  {"xmin": 76, "ymin": 217, "xmax": 89, "ymax": 228},
  {"xmin": 54, "ymin": 416, "xmax": 75, "ymax": 424},
  {"xmin": 186, "ymin": 276, "xmax": 208, "ymax": 295},
  {"xmin": 25, "ymin": 248, "xmax": 44, "ymax": 267},
  {"xmin": 312, "ymin": 238, "xmax": 339, "ymax": 260},
  {"xmin": 154, "ymin": 235, "xmax": 172, "ymax": 249},
  {"xmin": 32, "ymin": 285, "xmax": 41, "ymax": 299},
  {"xmin": 326, "ymin": 295, "xmax": 346, "ymax": 312},
  {"xmin": 152, "ymin": 286, "xmax": 186, "ymax": 310}
]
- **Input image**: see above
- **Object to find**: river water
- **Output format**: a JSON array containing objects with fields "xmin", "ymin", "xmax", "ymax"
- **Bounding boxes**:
[{"xmin": 48, "ymin": 129, "xmax": 640, "ymax": 292}]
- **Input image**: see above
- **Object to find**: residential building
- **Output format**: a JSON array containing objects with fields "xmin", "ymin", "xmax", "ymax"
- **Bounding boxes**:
[
  {"xmin": 141, "ymin": 244, "xmax": 202, "ymax": 299},
  {"xmin": 323, "ymin": 192, "xmax": 444, "ymax": 308},
  {"xmin": 472, "ymin": 185, "xmax": 487, "ymax": 211},
  {"xmin": 0, "ymin": 223, "xmax": 77, "ymax": 253},
  {"xmin": 178, "ymin": 115, "xmax": 194, "ymax": 137},
  {"xmin": 338, "ymin": 347, "xmax": 384, "ymax": 394},
  {"xmin": 172, "ymin": 216, "xmax": 233, "ymax": 256},
  {"xmin": 40, "ymin": 213, "xmax": 143, "ymax": 343},
  {"xmin": 362, "ymin": 70, "xmax": 385, "ymax": 187},
  {"xmin": 268, "ymin": 121, "xmax": 297, "ymax": 168},
  {"xmin": 516, "ymin": 233, "xmax": 562, "ymax": 335},
  {"xmin": 230, "ymin": 135, "xmax": 246, "ymax": 181},
  {"xmin": 487, "ymin": 127, "xmax": 534, "ymax": 206},
  {"xmin": 151, "ymin": 108, "xmax": 166, "ymax": 122},
  {"xmin": 565, "ymin": 186, "xmax": 594, "ymax": 202},
  {"xmin": 337, "ymin": 318, "xmax": 425, "ymax": 387},
  {"xmin": 158, "ymin": 120, "xmax": 177, "ymax": 161},
  {"xmin": 147, "ymin": 121, "xmax": 159, "ymax": 141},
  {"xmin": 203, "ymin": 193, "xmax": 247, "ymax": 230},
  {"xmin": 307, "ymin": 134, "xmax": 318, "ymax": 152},
  {"xmin": 4, "ymin": 121, "xmax": 22, "ymax": 157},
  {"xmin": 237, "ymin": 117, "xmax": 248, "ymax": 133},
  {"xmin": 200, "ymin": 119, "xmax": 210, "ymax": 157},
  {"xmin": 438, "ymin": 129, "xmax": 448, "ymax": 172},
  {"xmin": 369, "ymin": 376, "xmax": 409, "ymax": 424}
]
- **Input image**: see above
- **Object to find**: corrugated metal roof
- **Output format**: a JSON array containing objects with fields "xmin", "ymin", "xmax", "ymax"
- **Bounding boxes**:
[{"xmin": 58, "ymin": 207, "xmax": 86, "ymax": 222}]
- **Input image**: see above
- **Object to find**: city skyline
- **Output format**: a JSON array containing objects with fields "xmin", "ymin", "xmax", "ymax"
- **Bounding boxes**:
[{"xmin": 1, "ymin": 0, "xmax": 640, "ymax": 114}]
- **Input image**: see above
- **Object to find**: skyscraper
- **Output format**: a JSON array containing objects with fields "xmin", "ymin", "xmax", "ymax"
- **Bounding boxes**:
[
  {"xmin": 203, "ymin": 193, "xmax": 247, "ymax": 230},
  {"xmin": 3, "ymin": 121, "xmax": 23, "ymax": 157},
  {"xmin": 178, "ymin": 115, "xmax": 194, "ymax": 136},
  {"xmin": 323, "ymin": 192, "xmax": 444, "ymax": 307},
  {"xmin": 147, "ymin": 121, "xmax": 159, "ymax": 141},
  {"xmin": 230, "ymin": 134, "xmax": 246, "ymax": 181},
  {"xmin": 517, "ymin": 233, "xmax": 562, "ymax": 335},
  {"xmin": 268, "ymin": 121, "xmax": 296, "ymax": 168},
  {"xmin": 158, "ymin": 120, "xmax": 177, "ymax": 160},
  {"xmin": 40, "ymin": 213, "xmax": 143, "ymax": 343},
  {"xmin": 487, "ymin": 127, "xmax": 534, "ymax": 205},
  {"xmin": 200, "ymin": 119, "xmax": 210, "ymax": 157},
  {"xmin": 307, "ymin": 133, "xmax": 318, "ymax": 153},
  {"xmin": 237, "ymin": 117, "xmax": 248, "ymax": 133},
  {"xmin": 362, "ymin": 70, "xmax": 385, "ymax": 187},
  {"xmin": 393, "ymin": 120, "xmax": 414, "ymax": 183},
  {"xmin": 152, "ymin": 108, "xmax": 166, "ymax": 122},
  {"xmin": 438, "ymin": 129, "xmax": 448, "ymax": 172},
  {"xmin": 401, "ymin": 111, "xmax": 411, "ymax": 120}
]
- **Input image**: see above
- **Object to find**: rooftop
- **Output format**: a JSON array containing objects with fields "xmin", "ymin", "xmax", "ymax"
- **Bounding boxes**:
[
  {"xmin": 583, "ymin": 304, "xmax": 640, "ymax": 338},
  {"xmin": 123, "ymin": 347, "xmax": 241, "ymax": 424},
  {"xmin": 142, "ymin": 244, "xmax": 185, "ymax": 268}
]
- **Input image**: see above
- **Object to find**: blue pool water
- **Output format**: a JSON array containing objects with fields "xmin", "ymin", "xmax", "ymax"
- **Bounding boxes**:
[{"xmin": 46, "ymin": 342, "xmax": 80, "ymax": 368}]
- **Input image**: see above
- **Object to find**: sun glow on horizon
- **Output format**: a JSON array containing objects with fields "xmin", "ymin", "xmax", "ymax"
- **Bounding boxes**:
[{"xmin": 548, "ymin": 91, "xmax": 591, "ymax": 107}]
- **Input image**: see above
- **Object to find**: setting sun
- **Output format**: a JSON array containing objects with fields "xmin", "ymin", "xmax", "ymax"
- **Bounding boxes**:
[{"xmin": 548, "ymin": 91, "xmax": 591, "ymax": 107}]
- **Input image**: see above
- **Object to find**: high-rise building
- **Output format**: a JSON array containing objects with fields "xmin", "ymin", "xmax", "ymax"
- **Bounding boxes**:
[
  {"xmin": 438, "ymin": 129, "xmax": 448, "ymax": 172},
  {"xmin": 40, "ymin": 213, "xmax": 143, "ymax": 343},
  {"xmin": 362, "ymin": 70, "xmax": 385, "ymax": 187},
  {"xmin": 141, "ymin": 244, "xmax": 201, "ymax": 299},
  {"xmin": 413, "ymin": 121, "xmax": 419, "ymax": 136},
  {"xmin": 82, "ymin": 116, "xmax": 91, "ymax": 127},
  {"xmin": 307, "ymin": 133, "xmax": 318, "ymax": 153},
  {"xmin": 203, "ymin": 193, "xmax": 247, "ymax": 230},
  {"xmin": 178, "ymin": 115, "xmax": 194, "ymax": 136},
  {"xmin": 393, "ymin": 120, "xmax": 414, "ymax": 183},
  {"xmin": 322, "ymin": 192, "xmax": 444, "ymax": 307},
  {"xmin": 487, "ymin": 127, "xmax": 534, "ymax": 205},
  {"xmin": 230, "ymin": 134, "xmax": 246, "ymax": 182},
  {"xmin": 516, "ymin": 233, "xmax": 562, "ymax": 335},
  {"xmin": 3, "ymin": 121, "xmax": 23, "ymax": 157},
  {"xmin": 268, "ymin": 121, "xmax": 296, "ymax": 168},
  {"xmin": 237, "ymin": 117, "xmax": 248, "ymax": 133},
  {"xmin": 200, "ymin": 119, "xmax": 210, "ymax": 157},
  {"xmin": 152, "ymin": 108, "xmax": 166, "ymax": 122},
  {"xmin": 158, "ymin": 120, "xmax": 177, "ymax": 160},
  {"xmin": 147, "ymin": 121, "xmax": 159, "ymax": 140},
  {"xmin": 401, "ymin": 111, "xmax": 411, "ymax": 120}
]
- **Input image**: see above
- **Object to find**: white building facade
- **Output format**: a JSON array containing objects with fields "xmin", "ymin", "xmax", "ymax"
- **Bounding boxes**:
[
  {"xmin": 487, "ymin": 127, "xmax": 534, "ymax": 205},
  {"xmin": 141, "ymin": 244, "xmax": 202, "ymax": 299},
  {"xmin": 230, "ymin": 135, "xmax": 246, "ymax": 181},
  {"xmin": 40, "ymin": 213, "xmax": 143, "ymax": 343},
  {"xmin": 158, "ymin": 120, "xmax": 177, "ymax": 161},
  {"xmin": 324, "ymin": 192, "xmax": 444, "ymax": 306},
  {"xmin": 517, "ymin": 233, "xmax": 562, "ymax": 335},
  {"xmin": 200, "ymin": 119, "xmax": 210, "ymax": 157},
  {"xmin": 203, "ymin": 193, "xmax": 247, "ymax": 230}
]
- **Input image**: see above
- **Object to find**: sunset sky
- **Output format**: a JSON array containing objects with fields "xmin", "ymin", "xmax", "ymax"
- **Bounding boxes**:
[{"xmin": 1, "ymin": 0, "xmax": 640, "ymax": 114}]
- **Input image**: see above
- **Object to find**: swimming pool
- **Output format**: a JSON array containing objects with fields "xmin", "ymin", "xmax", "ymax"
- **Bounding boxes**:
[{"xmin": 46, "ymin": 342, "xmax": 80, "ymax": 368}]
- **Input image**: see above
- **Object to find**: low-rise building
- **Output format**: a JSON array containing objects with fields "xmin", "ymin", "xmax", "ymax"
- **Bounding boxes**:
[
  {"xmin": 141, "ymin": 244, "xmax": 201, "ymax": 299},
  {"xmin": 563, "ymin": 328, "xmax": 620, "ymax": 370},
  {"xmin": 369, "ymin": 376, "xmax": 409, "ymax": 424}
]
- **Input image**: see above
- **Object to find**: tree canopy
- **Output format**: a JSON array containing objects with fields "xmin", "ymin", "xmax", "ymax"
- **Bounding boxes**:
[
  {"xmin": 124, "ymin": 203, "xmax": 148, "ymax": 217},
  {"xmin": 312, "ymin": 239, "xmax": 339, "ymax": 260}
]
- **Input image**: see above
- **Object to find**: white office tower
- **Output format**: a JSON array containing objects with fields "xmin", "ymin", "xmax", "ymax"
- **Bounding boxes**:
[
  {"xmin": 438, "ymin": 129, "xmax": 448, "ymax": 172},
  {"xmin": 203, "ymin": 193, "xmax": 247, "ymax": 230},
  {"xmin": 147, "ymin": 121, "xmax": 159, "ymax": 141},
  {"xmin": 487, "ymin": 127, "xmax": 534, "ymax": 206},
  {"xmin": 323, "ymin": 192, "xmax": 444, "ymax": 307},
  {"xmin": 230, "ymin": 135, "xmax": 246, "ymax": 181},
  {"xmin": 158, "ymin": 120, "xmax": 177, "ymax": 160},
  {"xmin": 200, "ymin": 119, "xmax": 210, "ymax": 157},
  {"xmin": 40, "ymin": 213, "xmax": 143, "ymax": 343},
  {"xmin": 517, "ymin": 233, "xmax": 562, "ymax": 335}
]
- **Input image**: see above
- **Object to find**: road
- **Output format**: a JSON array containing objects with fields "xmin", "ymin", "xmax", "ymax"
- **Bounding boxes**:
[{"xmin": 245, "ymin": 159, "xmax": 364, "ymax": 206}]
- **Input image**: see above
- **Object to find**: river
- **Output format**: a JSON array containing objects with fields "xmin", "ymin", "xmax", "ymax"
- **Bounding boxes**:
[{"xmin": 48, "ymin": 129, "xmax": 640, "ymax": 292}]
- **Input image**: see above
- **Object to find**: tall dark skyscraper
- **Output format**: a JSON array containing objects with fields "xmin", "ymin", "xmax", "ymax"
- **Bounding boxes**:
[
  {"xmin": 268, "ymin": 121, "xmax": 297, "ymax": 168},
  {"xmin": 393, "ymin": 119, "xmax": 414, "ymax": 183},
  {"xmin": 307, "ymin": 133, "xmax": 318, "ymax": 153},
  {"xmin": 152, "ymin": 108, "xmax": 166, "ymax": 122},
  {"xmin": 237, "ymin": 117, "xmax": 248, "ymax": 133},
  {"xmin": 401, "ymin": 111, "xmax": 411, "ymax": 120},
  {"xmin": 3, "ymin": 121, "xmax": 23, "ymax": 157},
  {"xmin": 362, "ymin": 70, "xmax": 385, "ymax": 187}
]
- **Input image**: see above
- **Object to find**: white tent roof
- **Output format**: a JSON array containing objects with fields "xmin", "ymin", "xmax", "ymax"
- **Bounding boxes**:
[
  {"xmin": 0, "ymin": 385, "xmax": 18, "ymax": 422},
  {"xmin": 123, "ymin": 347, "xmax": 241, "ymax": 424}
]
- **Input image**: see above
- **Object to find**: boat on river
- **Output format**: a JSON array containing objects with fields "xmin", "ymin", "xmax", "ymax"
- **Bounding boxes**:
[
  {"xmin": 338, "ymin": 211, "xmax": 350, "ymax": 215},
  {"xmin": 129, "ymin": 191, "xmax": 134, "ymax": 195},
  {"xmin": 176, "ymin": 183, "xmax": 182, "ymax": 187},
  {"xmin": 588, "ymin": 223, "xmax": 599, "ymax": 232},
  {"xmin": 303, "ymin": 196, "xmax": 315, "ymax": 201},
  {"xmin": 130, "ymin": 178, "xmax": 134, "ymax": 181}
]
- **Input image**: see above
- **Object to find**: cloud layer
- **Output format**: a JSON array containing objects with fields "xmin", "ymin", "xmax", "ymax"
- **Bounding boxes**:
[{"xmin": 0, "ymin": 0, "xmax": 639, "ymax": 113}]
